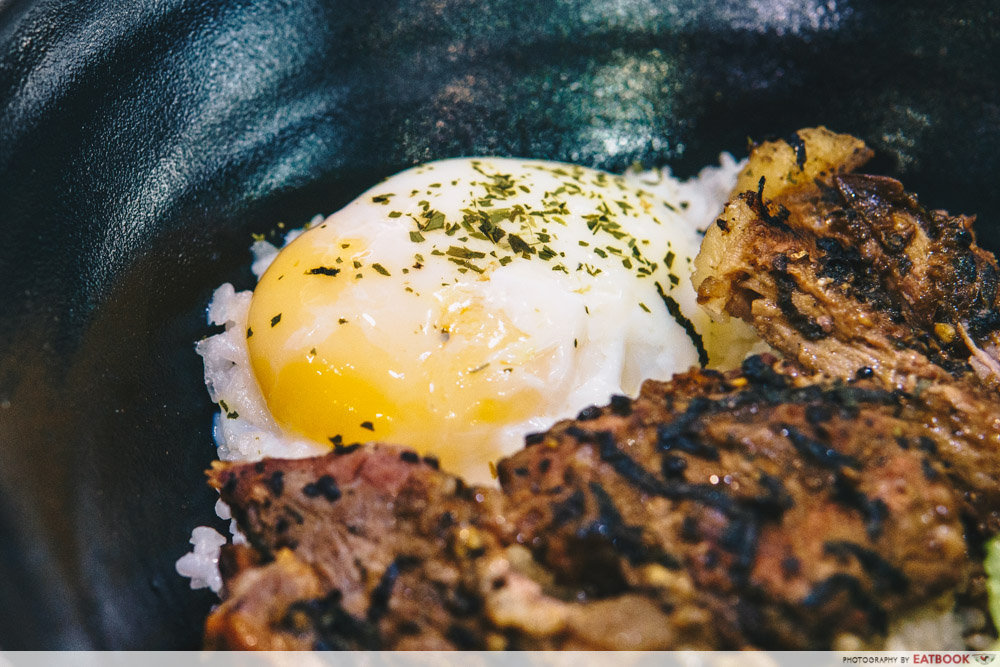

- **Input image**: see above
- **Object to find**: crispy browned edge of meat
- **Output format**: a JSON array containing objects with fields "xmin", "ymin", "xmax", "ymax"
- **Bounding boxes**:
[
  {"xmin": 694, "ymin": 127, "xmax": 1000, "ymax": 390},
  {"xmin": 692, "ymin": 127, "xmax": 1000, "ymax": 531}
]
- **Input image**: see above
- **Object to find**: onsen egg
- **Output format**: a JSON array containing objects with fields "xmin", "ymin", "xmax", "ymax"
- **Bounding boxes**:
[{"xmin": 236, "ymin": 157, "xmax": 754, "ymax": 482}]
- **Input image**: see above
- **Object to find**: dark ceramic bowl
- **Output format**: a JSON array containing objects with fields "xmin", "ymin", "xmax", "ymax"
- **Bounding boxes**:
[{"xmin": 2, "ymin": 0, "xmax": 999, "ymax": 649}]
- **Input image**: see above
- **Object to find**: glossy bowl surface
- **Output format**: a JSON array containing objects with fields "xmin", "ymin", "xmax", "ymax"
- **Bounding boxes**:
[{"xmin": 1, "ymin": 0, "xmax": 998, "ymax": 648}]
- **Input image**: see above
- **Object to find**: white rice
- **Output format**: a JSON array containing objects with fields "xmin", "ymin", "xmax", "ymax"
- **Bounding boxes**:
[
  {"xmin": 175, "ymin": 156, "xmax": 745, "ymax": 594},
  {"xmin": 174, "ymin": 526, "xmax": 227, "ymax": 593}
]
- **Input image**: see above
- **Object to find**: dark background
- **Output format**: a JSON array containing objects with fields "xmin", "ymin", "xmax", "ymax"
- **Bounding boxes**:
[{"xmin": 1, "ymin": 0, "xmax": 998, "ymax": 649}]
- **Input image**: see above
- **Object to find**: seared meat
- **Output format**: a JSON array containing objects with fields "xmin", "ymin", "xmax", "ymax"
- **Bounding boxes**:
[
  {"xmin": 695, "ymin": 128, "xmax": 1000, "ymax": 388},
  {"xmin": 500, "ymin": 357, "xmax": 971, "ymax": 648},
  {"xmin": 206, "ymin": 358, "xmax": 983, "ymax": 649},
  {"xmin": 204, "ymin": 128, "xmax": 1000, "ymax": 650},
  {"xmin": 205, "ymin": 444, "xmax": 723, "ymax": 649},
  {"xmin": 693, "ymin": 128, "xmax": 1000, "ymax": 531},
  {"xmin": 205, "ymin": 445, "xmax": 509, "ymax": 649}
]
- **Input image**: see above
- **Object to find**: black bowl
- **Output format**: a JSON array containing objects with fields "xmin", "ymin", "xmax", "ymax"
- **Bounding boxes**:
[{"xmin": 2, "ymin": 0, "xmax": 999, "ymax": 649}]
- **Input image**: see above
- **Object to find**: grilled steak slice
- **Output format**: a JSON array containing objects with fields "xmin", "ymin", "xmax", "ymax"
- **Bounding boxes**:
[
  {"xmin": 204, "ymin": 444, "xmax": 723, "ymax": 649},
  {"xmin": 204, "ymin": 445, "xmax": 509, "ymax": 649},
  {"xmin": 206, "ymin": 358, "xmax": 979, "ymax": 649},
  {"xmin": 499, "ymin": 356, "xmax": 972, "ymax": 649},
  {"xmin": 693, "ymin": 128, "xmax": 1000, "ymax": 531}
]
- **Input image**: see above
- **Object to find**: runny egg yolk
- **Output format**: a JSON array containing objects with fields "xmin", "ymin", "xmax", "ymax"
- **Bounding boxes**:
[
  {"xmin": 243, "ymin": 157, "xmax": 752, "ymax": 482},
  {"xmin": 247, "ymin": 231, "xmax": 553, "ymax": 476}
]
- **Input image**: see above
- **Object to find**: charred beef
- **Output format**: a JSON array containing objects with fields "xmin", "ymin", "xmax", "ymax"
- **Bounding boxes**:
[
  {"xmin": 206, "ymin": 359, "xmax": 980, "ymax": 649},
  {"xmin": 694, "ymin": 128, "xmax": 1000, "ymax": 531},
  {"xmin": 205, "ymin": 444, "xmax": 723, "ymax": 650}
]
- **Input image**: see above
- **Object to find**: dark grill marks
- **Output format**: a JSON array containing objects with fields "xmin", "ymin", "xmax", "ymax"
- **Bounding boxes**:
[
  {"xmin": 680, "ymin": 516, "xmax": 699, "ymax": 542},
  {"xmin": 558, "ymin": 422, "xmax": 776, "ymax": 590},
  {"xmin": 828, "ymin": 385, "xmax": 900, "ymax": 410},
  {"xmin": 779, "ymin": 424, "xmax": 860, "ymax": 470},
  {"xmin": 267, "ymin": 471, "xmax": 284, "ymax": 497},
  {"xmin": 583, "ymin": 481, "xmax": 676, "ymax": 568},
  {"xmin": 653, "ymin": 396, "xmax": 715, "ymax": 461},
  {"xmin": 656, "ymin": 423, "xmax": 720, "ymax": 461},
  {"xmin": 609, "ymin": 394, "xmax": 632, "ymax": 416},
  {"xmin": 661, "ymin": 480, "xmax": 743, "ymax": 516},
  {"xmin": 444, "ymin": 585, "xmax": 483, "ymax": 616},
  {"xmin": 551, "ymin": 489, "xmax": 586, "ymax": 526},
  {"xmin": 749, "ymin": 474, "xmax": 793, "ymax": 516},
  {"xmin": 719, "ymin": 516, "xmax": 758, "ymax": 584},
  {"xmin": 822, "ymin": 541, "xmax": 908, "ymax": 594},
  {"xmin": 631, "ymin": 358, "xmax": 894, "ymax": 433},
  {"xmin": 832, "ymin": 473, "xmax": 888, "ymax": 538},
  {"xmin": 524, "ymin": 432, "xmax": 545, "ymax": 446},
  {"xmin": 741, "ymin": 355, "xmax": 789, "ymax": 389},
  {"xmin": 580, "ymin": 420, "xmax": 786, "ymax": 589},
  {"xmin": 284, "ymin": 590, "xmax": 380, "ymax": 650},
  {"xmin": 584, "ymin": 421, "xmax": 783, "ymax": 522},
  {"xmin": 591, "ymin": 429, "xmax": 667, "ymax": 497},
  {"xmin": 772, "ymin": 258, "xmax": 827, "ymax": 342},
  {"xmin": 286, "ymin": 506, "xmax": 306, "ymax": 529},
  {"xmin": 801, "ymin": 574, "xmax": 887, "ymax": 634},
  {"xmin": 367, "ymin": 559, "xmax": 402, "ymax": 622},
  {"xmin": 805, "ymin": 404, "xmax": 832, "ymax": 424},
  {"xmin": 302, "ymin": 475, "xmax": 341, "ymax": 502},
  {"xmin": 661, "ymin": 455, "xmax": 687, "ymax": 478}
]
